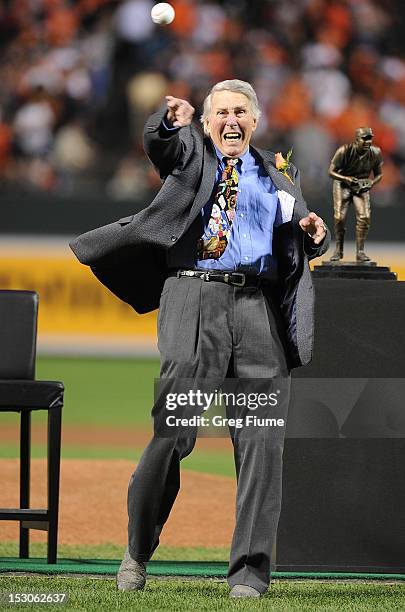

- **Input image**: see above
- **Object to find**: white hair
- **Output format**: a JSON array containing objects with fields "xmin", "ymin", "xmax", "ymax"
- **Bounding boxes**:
[{"xmin": 200, "ymin": 79, "xmax": 261, "ymax": 135}]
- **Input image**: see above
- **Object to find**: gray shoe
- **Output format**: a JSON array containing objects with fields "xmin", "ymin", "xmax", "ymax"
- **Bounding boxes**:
[
  {"xmin": 229, "ymin": 585, "xmax": 261, "ymax": 598},
  {"xmin": 116, "ymin": 548, "xmax": 147, "ymax": 591}
]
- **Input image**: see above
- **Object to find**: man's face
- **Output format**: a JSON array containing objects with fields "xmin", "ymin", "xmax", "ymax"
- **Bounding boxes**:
[
  {"xmin": 355, "ymin": 133, "xmax": 373, "ymax": 152},
  {"xmin": 205, "ymin": 90, "xmax": 257, "ymax": 157}
]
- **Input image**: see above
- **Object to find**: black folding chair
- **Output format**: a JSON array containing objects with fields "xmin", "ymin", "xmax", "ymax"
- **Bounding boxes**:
[{"xmin": 0, "ymin": 290, "xmax": 64, "ymax": 563}]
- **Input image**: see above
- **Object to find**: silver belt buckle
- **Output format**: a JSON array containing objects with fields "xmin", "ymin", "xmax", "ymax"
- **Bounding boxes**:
[
  {"xmin": 230, "ymin": 273, "xmax": 246, "ymax": 287},
  {"xmin": 177, "ymin": 270, "xmax": 195, "ymax": 278}
]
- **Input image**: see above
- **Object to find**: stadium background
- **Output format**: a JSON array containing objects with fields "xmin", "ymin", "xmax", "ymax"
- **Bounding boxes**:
[{"xmin": 1, "ymin": 0, "xmax": 405, "ymax": 559}]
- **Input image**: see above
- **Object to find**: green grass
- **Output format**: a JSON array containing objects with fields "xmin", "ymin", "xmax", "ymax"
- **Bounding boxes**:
[
  {"xmin": 0, "ymin": 356, "xmax": 237, "ymax": 476},
  {"xmin": 37, "ymin": 356, "xmax": 160, "ymax": 426},
  {"xmin": 0, "ymin": 576, "xmax": 403, "ymax": 611},
  {"xmin": 0, "ymin": 444, "xmax": 235, "ymax": 477},
  {"xmin": 0, "ymin": 542, "xmax": 229, "ymax": 562},
  {"xmin": 1, "ymin": 544, "xmax": 404, "ymax": 610}
]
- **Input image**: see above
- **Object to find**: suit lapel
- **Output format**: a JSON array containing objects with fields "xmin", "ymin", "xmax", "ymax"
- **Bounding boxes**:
[
  {"xmin": 188, "ymin": 138, "xmax": 217, "ymax": 222},
  {"xmin": 252, "ymin": 146, "xmax": 300, "ymax": 202}
]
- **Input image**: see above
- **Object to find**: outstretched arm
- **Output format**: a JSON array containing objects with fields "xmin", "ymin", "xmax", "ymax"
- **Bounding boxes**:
[{"xmin": 143, "ymin": 96, "xmax": 195, "ymax": 178}]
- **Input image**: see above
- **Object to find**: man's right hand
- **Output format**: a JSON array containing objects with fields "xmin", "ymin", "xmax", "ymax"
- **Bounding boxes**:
[
  {"xmin": 347, "ymin": 176, "xmax": 359, "ymax": 185},
  {"xmin": 165, "ymin": 96, "xmax": 195, "ymax": 128}
]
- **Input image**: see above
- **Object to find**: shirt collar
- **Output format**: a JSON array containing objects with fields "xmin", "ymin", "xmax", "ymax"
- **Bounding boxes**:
[{"xmin": 213, "ymin": 145, "xmax": 253, "ymax": 172}]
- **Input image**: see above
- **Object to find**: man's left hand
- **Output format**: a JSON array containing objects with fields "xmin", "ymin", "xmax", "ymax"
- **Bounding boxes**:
[{"xmin": 299, "ymin": 212, "xmax": 327, "ymax": 244}]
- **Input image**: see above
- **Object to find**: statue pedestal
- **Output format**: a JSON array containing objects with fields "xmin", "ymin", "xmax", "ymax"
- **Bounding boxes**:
[
  {"xmin": 312, "ymin": 260, "xmax": 397, "ymax": 280},
  {"xmin": 276, "ymin": 278, "xmax": 405, "ymax": 573}
]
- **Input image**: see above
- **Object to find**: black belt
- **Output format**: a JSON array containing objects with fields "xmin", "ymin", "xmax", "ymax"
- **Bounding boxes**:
[{"xmin": 169, "ymin": 269, "xmax": 270, "ymax": 288}]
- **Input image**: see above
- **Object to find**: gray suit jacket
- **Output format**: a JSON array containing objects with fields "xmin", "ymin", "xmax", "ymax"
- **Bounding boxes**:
[{"xmin": 70, "ymin": 108, "xmax": 330, "ymax": 368}]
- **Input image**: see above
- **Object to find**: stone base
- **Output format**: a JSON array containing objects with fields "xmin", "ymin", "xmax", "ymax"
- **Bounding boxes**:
[{"xmin": 312, "ymin": 261, "xmax": 397, "ymax": 280}]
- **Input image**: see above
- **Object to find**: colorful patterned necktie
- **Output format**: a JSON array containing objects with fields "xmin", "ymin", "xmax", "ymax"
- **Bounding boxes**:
[{"xmin": 197, "ymin": 157, "xmax": 239, "ymax": 260}]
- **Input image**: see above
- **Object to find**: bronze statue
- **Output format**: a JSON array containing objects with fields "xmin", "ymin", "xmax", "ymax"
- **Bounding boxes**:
[{"xmin": 329, "ymin": 127, "xmax": 383, "ymax": 262}]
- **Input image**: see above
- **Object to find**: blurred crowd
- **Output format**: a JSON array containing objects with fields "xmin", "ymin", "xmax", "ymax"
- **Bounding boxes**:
[{"xmin": 1, "ymin": 0, "xmax": 405, "ymax": 207}]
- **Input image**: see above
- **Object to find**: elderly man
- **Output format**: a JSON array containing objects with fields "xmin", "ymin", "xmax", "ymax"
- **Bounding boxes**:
[
  {"xmin": 329, "ymin": 126, "xmax": 383, "ymax": 262},
  {"xmin": 70, "ymin": 79, "xmax": 329, "ymax": 598}
]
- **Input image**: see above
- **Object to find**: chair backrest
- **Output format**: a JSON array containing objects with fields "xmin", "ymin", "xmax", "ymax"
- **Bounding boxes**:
[{"xmin": 0, "ymin": 290, "xmax": 38, "ymax": 380}]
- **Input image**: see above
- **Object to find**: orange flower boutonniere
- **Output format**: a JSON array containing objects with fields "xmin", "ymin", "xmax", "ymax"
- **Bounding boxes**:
[{"xmin": 275, "ymin": 149, "xmax": 294, "ymax": 184}]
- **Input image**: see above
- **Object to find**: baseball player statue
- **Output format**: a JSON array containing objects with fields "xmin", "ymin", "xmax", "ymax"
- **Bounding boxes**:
[{"xmin": 329, "ymin": 127, "xmax": 383, "ymax": 262}]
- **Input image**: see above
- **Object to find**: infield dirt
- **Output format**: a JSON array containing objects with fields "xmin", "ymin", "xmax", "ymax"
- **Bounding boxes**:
[{"xmin": 1, "ymin": 425, "xmax": 236, "ymax": 548}]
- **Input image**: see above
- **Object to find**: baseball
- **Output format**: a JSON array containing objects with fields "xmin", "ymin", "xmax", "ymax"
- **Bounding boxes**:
[{"xmin": 151, "ymin": 2, "xmax": 175, "ymax": 25}]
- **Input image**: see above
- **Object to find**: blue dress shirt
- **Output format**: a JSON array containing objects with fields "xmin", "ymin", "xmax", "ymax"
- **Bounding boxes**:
[{"xmin": 196, "ymin": 146, "xmax": 282, "ymax": 280}]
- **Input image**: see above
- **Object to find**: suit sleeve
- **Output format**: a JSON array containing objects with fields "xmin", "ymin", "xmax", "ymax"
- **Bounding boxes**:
[
  {"xmin": 293, "ymin": 166, "xmax": 331, "ymax": 260},
  {"xmin": 143, "ymin": 105, "xmax": 195, "ymax": 179}
]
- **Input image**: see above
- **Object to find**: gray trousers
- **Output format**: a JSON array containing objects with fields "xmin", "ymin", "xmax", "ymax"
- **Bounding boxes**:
[{"xmin": 127, "ymin": 275, "xmax": 290, "ymax": 593}]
